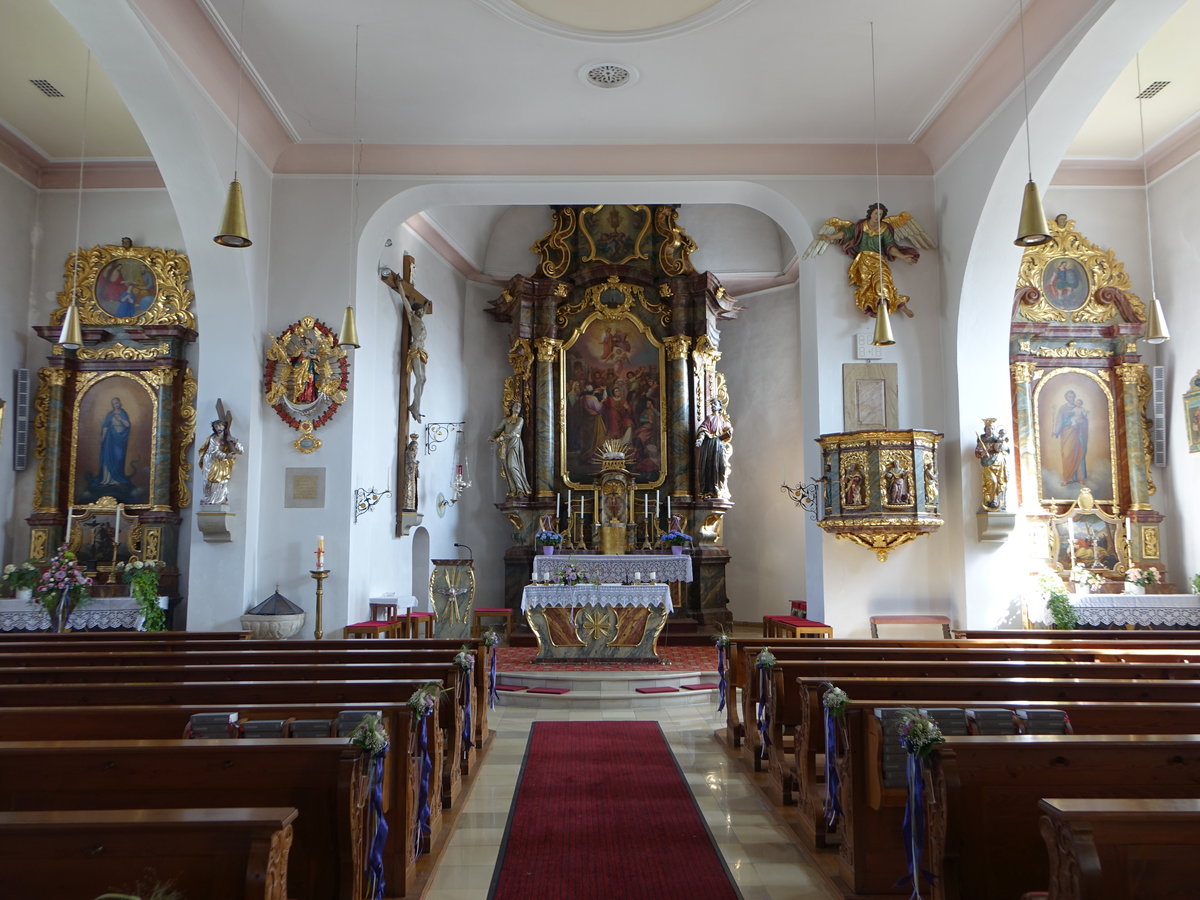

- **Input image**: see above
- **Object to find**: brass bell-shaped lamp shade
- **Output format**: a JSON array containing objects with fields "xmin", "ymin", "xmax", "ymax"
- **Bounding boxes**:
[
  {"xmin": 214, "ymin": 178, "xmax": 252, "ymax": 248},
  {"xmin": 1144, "ymin": 294, "xmax": 1170, "ymax": 344},
  {"xmin": 338, "ymin": 305, "xmax": 361, "ymax": 349},
  {"xmin": 1015, "ymin": 179, "xmax": 1050, "ymax": 246},
  {"xmin": 871, "ymin": 302, "xmax": 895, "ymax": 347},
  {"xmin": 58, "ymin": 301, "xmax": 84, "ymax": 350}
]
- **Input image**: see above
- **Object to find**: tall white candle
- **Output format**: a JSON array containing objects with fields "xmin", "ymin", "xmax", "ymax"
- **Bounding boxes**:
[
  {"xmin": 556, "ymin": 493, "xmax": 561, "ymax": 519},
  {"xmin": 64, "ymin": 509, "xmax": 74, "ymax": 546},
  {"xmin": 667, "ymin": 496, "xmax": 671, "ymax": 519},
  {"xmin": 114, "ymin": 505, "xmax": 122, "ymax": 555},
  {"xmin": 1067, "ymin": 519, "xmax": 1075, "ymax": 568},
  {"xmin": 567, "ymin": 490, "xmax": 572, "ymax": 515},
  {"xmin": 656, "ymin": 490, "xmax": 660, "ymax": 515},
  {"xmin": 643, "ymin": 493, "xmax": 648, "ymax": 518}
]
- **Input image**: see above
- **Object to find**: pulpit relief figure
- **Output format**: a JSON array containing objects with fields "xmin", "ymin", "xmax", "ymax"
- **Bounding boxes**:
[{"xmin": 803, "ymin": 203, "xmax": 936, "ymax": 318}]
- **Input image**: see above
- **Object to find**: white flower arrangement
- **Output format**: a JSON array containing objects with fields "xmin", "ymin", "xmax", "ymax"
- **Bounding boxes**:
[
  {"xmin": 755, "ymin": 647, "xmax": 777, "ymax": 669},
  {"xmin": 712, "ymin": 629, "xmax": 732, "ymax": 650},
  {"xmin": 821, "ymin": 683, "xmax": 850, "ymax": 717},
  {"xmin": 1070, "ymin": 563, "xmax": 1103, "ymax": 588},
  {"xmin": 1125, "ymin": 566, "xmax": 1160, "ymax": 587},
  {"xmin": 481, "ymin": 629, "xmax": 501, "ymax": 648},
  {"xmin": 407, "ymin": 683, "xmax": 442, "ymax": 720},
  {"xmin": 347, "ymin": 712, "xmax": 390, "ymax": 757},
  {"xmin": 454, "ymin": 647, "xmax": 475, "ymax": 671},
  {"xmin": 897, "ymin": 709, "xmax": 945, "ymax": 757}
]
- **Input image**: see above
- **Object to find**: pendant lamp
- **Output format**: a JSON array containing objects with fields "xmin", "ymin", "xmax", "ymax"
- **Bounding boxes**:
[
  {"xmin": 868, "ymin": 22, "xmax": 895, "ymax": 347},
  {"xmin": 59, "ymin": 51, "xmax": 92, "ymax": 351},
  {"xmin": 338, "ymin": 25, "xmax": 362, "ymax": 349},
  {"xmin": 1135, "ymin": 55, "xmax": 1169, "ymax": 344},
  {"xmin": 1014, "ymin": 0, "xmax": 1050, "ymax": 246},
  {"xmin": 214, "ymin": 0, "xmax": 251, "ymax": 248},
  {"xmin": 872, "ymin": 302, "xmax": 895, "ymax": 347}
]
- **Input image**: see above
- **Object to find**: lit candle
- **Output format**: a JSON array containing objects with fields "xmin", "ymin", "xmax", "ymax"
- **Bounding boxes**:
[{"xmin": 318, "ymin": 535, "xmax": 325, "ymax": 552}]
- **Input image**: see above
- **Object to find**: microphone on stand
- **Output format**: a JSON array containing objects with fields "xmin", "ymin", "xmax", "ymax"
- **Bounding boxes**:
[{"xmin": 454, "ymin": 543, "xmax": 473, "ymax": 561}]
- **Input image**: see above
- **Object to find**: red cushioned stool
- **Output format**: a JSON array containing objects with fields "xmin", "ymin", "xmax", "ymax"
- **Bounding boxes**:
[
  {"xmin": 343, "ymin": 620, "xmax": 399, "ymax": 639},
  {"xmin": 763, "ymin": 615, "xmax": 833, "ymax": 639}
]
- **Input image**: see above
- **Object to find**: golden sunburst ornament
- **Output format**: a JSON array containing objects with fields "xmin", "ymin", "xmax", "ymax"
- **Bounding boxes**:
[{"xmin": 579, "ymin": 608, "xmax": 614, "ymax": 642}]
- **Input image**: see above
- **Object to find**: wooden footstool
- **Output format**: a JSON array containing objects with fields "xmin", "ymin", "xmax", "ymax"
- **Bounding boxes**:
[
  {"xmin": 869, "ymin": 614, "xmax": 952, "ymax": 639},
  {"xmin": 763, "ymin": 615, "xmax": 833, "ymax": 639},
  {"xmin": 397, "ymin": 611, "xmax": 434, "ymax": 638}
]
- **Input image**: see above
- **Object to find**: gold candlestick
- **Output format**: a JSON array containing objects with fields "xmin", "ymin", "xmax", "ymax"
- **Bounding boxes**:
[{"xmin": 309, "ymin": 569, "xmax": 329, "ymax": 639}]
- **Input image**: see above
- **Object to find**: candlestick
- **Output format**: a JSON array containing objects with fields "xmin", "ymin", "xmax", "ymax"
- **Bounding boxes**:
[{"xmin": 310, "ymin": 568, "xmax": 329, "ymax": 639}]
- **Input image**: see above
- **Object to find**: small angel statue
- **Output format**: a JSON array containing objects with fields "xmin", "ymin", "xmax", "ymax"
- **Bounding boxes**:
[
  {"xmin": 198, "ymin": 399, "xmax": 244, "ymax": 506},
  {"xmin": 802, "ymin": 202, "xmax": 936, "ymax": 318}
]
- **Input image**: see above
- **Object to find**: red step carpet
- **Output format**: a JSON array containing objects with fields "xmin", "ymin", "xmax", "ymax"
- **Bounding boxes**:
[{"xmin": 489, "ymin": 721, "xmax": 741, "ymax": 899}]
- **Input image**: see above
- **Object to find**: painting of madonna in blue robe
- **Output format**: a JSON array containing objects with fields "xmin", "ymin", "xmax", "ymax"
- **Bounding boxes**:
[{"xmin": 73, "ymin": 384, "xmax": 152, "ymax": 505}]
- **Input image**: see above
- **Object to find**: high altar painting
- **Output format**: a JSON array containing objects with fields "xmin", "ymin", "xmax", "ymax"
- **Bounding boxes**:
[
  {"xmin": 71, "ymin": 374, "xmax": 156, "ymax": 507},
  {"xmin": 561, "ymin": 312, "xmax": 665, "ymax": 487},
  {"xmin": 1033, "ymin": 368, "xmax": 1116, "ymax": 505}
]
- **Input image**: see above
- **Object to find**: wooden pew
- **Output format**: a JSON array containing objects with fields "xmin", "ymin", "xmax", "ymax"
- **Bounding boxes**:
[
  {"xmin": 0, "ymin": 630, "xmax": 251, "ymax": 641},
  {"xmin": 0, "ymin": 739, "xmax": 366, "ymax": 900},
  {"xmin": 931, "ymin": 735, "xmax": 1200, "ymax": 900},
  {"xmin": 0, "ymin": 701, "xmax": 425, "ymax": 897},
  {"xmin": 954, "ymin": 628, "xmax": 1200, "ymax": 640},
  {"xmin": 1037, "ymin": 798, "xmax": 1200, "ymax": 900},
  {"xmin": 0, "ymin": 806, "xmax": 297, "ymax": 900}
]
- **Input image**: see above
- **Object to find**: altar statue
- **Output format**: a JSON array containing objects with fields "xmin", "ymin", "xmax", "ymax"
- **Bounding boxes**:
[
  {"xmin": 198, "ymin": 400, "xmax": 244, "ymax": 506},
  {"xmin": 490, "ymin": 400, "xmax": 531, "ymax": 497},
  {"xmin": 696, "ymin": 398, "xmax": 733, "ymax": 498},
  {"xmin": 802, "ymin": 202, "xmax": 935, "ymax": 318}
]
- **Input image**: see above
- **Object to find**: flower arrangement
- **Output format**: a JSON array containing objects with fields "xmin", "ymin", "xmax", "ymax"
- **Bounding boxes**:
[
  {"xmin": 534, "ymin": 529, "xmax": 562, "ymax": 547},
  {"xmin": 1070, "ymin": 563, "xmax": 1103, "ymax": 588},
  {"xmin": 661, "ymin": 529, "xmax": 692, "ymax": 547},
  {"xmin": 1037, "ymin": 571, "xmax": 1078, "ymax": 630},
  {"xmin": 1, "ymin": 561, "xmax": 40, "ymax": 594},
  {"xmin": 34, "ymin": 545, "xmax": 91, "ymax": 624},
  {"xmin": 116, "ymin": 558, "xmax": 166, "ymax": 632},
  {"xmin": 755, "ymin": 647, "xmax": 777, "ymax": 669},
  {"xmin": 897, "ymin": 708, "xmax": 945, "ymax": 757},
  {"xmin": 454, "ymin": 646, "xmax": 475, "ymax": 671},
  {"xmin": 712, "ymin": 629, "xmax": 732, "ymax": 651},
  {"xmin": 348, "ymin": 712, "xmax": 390, "ymax": 757},
  {"xmin": 1125, "ymin": 566, "xmax": 1160, "ymax": 588},
  {"xmin": 481, "ymin": 629, "xmax": 501, "ymax": 648},
  {"xmin": 821, "ymin": 683, "xmax": 850, "ymax": 717},
  {"xmin": 407, "ymin": 683, "xmax": 442, "ymax": 720},
  {"xmin": 1193, "ymin": 573, "xmax": 1200, "ymax": 595},
  {"xmin": 551, "ymin": 562, "xmax": 598, "ymax": 587}
]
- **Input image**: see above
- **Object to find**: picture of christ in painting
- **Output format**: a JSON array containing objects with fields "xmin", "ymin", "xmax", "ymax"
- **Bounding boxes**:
[
  {"xmin": 562, "ymin": 316, "xmax": 664, "ymax": 487},
  {"xmin": 1034, "ymin": 369, "xmax": 1115, "ymax": 504}
]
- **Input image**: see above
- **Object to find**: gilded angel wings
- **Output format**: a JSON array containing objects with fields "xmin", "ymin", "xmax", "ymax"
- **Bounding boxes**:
[{"xmin": 801, "ymin": 210, "xmax": 936, "ymax": 260}]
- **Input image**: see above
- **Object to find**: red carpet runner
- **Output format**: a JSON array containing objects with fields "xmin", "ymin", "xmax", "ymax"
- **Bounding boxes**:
[{"xmin": 489, "ymin": 721, "xmax": 741, "ymax": 899}]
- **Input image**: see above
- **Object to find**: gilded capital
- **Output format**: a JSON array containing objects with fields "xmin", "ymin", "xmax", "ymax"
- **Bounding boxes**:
[
  {"xmin": 534, "ymin": 337, "xmax": 563, "ymax": 362},
  {"xmin": 144, "ymin": 366, "xmax": 178, "ymax": 388},
  {"xmin": 664, "ymin": 335, "xmax": 692, "ymax": 360},
  {"xmin": 40, "ymin": 367, "xmax": 69, "ymax": 388},
  {"xmin": 1010, "ymin": 361, "xmax": 1037, "ymax": 384},
  {"xmin": 1115, "ymin": 362, "xmax": 1145, "ymax": 386}
]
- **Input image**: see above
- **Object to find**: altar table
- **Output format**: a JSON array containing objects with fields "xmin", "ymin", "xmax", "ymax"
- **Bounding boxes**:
[
  {"xmin": 531, "ymin": 554, "xmax": 692, "ymax": 584},
  {"xmin": 0, "ymin": 596, "xmax": 157, "ymax": 632},
  {"xmin": 521, "ymin": 583, "xmax": 673, "ymax": 662},
  {"xmin": 1070, "ymin": 593, "xmax": 1200, "ymax": 628}
]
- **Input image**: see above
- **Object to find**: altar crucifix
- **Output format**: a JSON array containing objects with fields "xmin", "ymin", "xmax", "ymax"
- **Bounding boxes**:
[{"xmin": 381, "ymin": 254, "xmax": 433, "ymax": 534}]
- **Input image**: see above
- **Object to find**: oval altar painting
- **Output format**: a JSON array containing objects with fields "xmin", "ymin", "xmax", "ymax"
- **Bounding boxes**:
[
  {"xmin": 1041, "ymin": 257, "xmax": 1089, "ymax": 311},
  {"xmin": 95, "ymin": 258, "xmax": 157, "ymax": 319}
]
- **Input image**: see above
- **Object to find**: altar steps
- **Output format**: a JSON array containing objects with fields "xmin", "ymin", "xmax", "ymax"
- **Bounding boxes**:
[{"xmin": 495, "ymin": 668, "xmax": 722, "ymax": 707}]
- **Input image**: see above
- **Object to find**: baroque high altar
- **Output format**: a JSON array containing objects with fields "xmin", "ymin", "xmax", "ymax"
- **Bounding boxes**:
[{"xmin": 486, "ymin": 205, "xmax": 737, "ymax": 624}]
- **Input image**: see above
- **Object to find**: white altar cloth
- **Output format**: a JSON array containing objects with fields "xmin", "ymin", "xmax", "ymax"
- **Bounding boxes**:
[
  {"xmin": 0, "ymin": 596, "xmax": 159, "ymax": 632},
  {"xmin": 1070, "ymin": 593, "xmax": 1200, "ymax": 628},
  {"xmin": 532, "ymin": 554, "xmax": 692, "ymax": 584},
  {"xmin": 521, "ymin": 583, "xmax": 674, "ymax": 615}
]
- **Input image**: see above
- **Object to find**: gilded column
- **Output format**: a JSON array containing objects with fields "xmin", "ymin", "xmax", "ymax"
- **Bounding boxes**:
[
  {"xmin": 32, "ymin": 366, "xmax": 70, "ymax": 513},
  {"xmin": 533, "ymin": 338, "xmax": 561, "ymax": 498},
  {"xmin": 1010, "ymin": 361, "xmax": 1038, "ymax": 507},
  {"xmin": 1116, "ymin": 363, "xmax": 1153, "ymax": 510},
  {"xmin": 144, "ymin": 366, "xmax": 181, "ymax": 508},
  {"xmin": 664, "ymin": 335, "xmax": 692, "ymax": 498}
]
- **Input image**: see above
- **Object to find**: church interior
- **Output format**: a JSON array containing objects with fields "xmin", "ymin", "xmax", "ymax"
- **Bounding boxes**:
[{"xmin": 2, "ymin": 1, "xmax": 1200, "ymax": 898}]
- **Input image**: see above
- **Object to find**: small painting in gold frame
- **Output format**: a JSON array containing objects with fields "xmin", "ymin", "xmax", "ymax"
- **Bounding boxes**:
[{"xmin": 53, "ymin": 238, "xmax": 195, "ymax": 330}]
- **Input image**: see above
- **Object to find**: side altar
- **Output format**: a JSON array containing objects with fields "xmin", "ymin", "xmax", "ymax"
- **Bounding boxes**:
[{"xmin": 487, "ymin": 205, "xmax": 737, "ymax": 625}]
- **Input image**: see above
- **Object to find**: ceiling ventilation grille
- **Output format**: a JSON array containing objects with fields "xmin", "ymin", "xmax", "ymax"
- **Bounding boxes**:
[
  {"xmin": 1135, "ymin": 81, "xmax": 1170, "ymax": 100},
  {"xmin": 583, "ymin": 63, "xmax": 635, "ymax": 89},
  {"xmin": 30, "ymin": 79, "xmax": 64, "ymax": 98}
]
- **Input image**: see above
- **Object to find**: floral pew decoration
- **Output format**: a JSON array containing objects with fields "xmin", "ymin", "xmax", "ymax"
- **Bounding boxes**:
[
  {"xmin": 896, "ymin": 709, "xmax": 944, "ymax": 899},
  {"xmin": 349, "ymin": 713, "xmax": 390, "ymax": 900},
  {"xmin": 482, "ymin": 630, "xmax": 501, "ymax": 709},
  {"xmin": 821, "ymin": 683, "xmax": 849, "ymax": 827},
  {"xmin": 755, "ymin": 647, "xmax": 776, "ymax": 760},
  {"xmin": 454, "ymin": 645, "xmax": 475, "ymax": 752},
  {"xmin": 713, "ymin": 629, "xmax": 732, "ymax": 713},
  {"xmin": 407, "ymin": 683, "xmax": 447, "ymax": 861}
]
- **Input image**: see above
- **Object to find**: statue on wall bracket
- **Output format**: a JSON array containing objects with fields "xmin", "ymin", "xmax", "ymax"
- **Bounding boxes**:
[
  {"xmin": 263, "ymin": 316, "xmax": 348, "ymax": 454},
  {"xmin": 802, "ymin": 204, "xmax": 935, "ymax": 318}
]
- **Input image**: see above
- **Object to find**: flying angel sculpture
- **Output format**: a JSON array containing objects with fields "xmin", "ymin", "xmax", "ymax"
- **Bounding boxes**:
[{"xmin": 802, "ymin": 202, "xmax": 936, "ymax": 318}]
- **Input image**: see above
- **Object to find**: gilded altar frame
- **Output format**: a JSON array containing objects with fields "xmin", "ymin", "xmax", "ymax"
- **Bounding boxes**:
[
  {"xmin": 1030, "ymin": 366, "xmax": 1119, "ymax": 507},
  {"xmin": 1047, "ymin": 496, "xmax": 1128, "ymax": 579},
  {"xmin": 1184, "ymin": 371, "xmax": 1200, "ymax": 454}
]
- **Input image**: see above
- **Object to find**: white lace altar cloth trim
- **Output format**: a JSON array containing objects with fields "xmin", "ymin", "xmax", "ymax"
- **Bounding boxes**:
[
  {"xmin": 0, "ymin": 596, "xmax": 146, "ymax": 632},
  {"xmin": 521, "ymin": 583, "xmax": 673, "ymax": 615},
  {"xmin": 532, "ymin": 554, "xmax": 692, "ymax": 584},
  {"xmin": 1070, "ymin": 593, "xmax": 1200, "ymax": 628}
]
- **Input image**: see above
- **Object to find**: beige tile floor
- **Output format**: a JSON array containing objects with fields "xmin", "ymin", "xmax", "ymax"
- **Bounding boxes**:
[{"xmin": 424, "ymin": 699, "xmax": 839, "ymax": 900}]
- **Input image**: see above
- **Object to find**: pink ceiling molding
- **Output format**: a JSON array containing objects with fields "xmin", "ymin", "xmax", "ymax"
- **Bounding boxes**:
[{"xmin": 0, "ymin": 123, "xmax": 162, "ymax": 190}]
